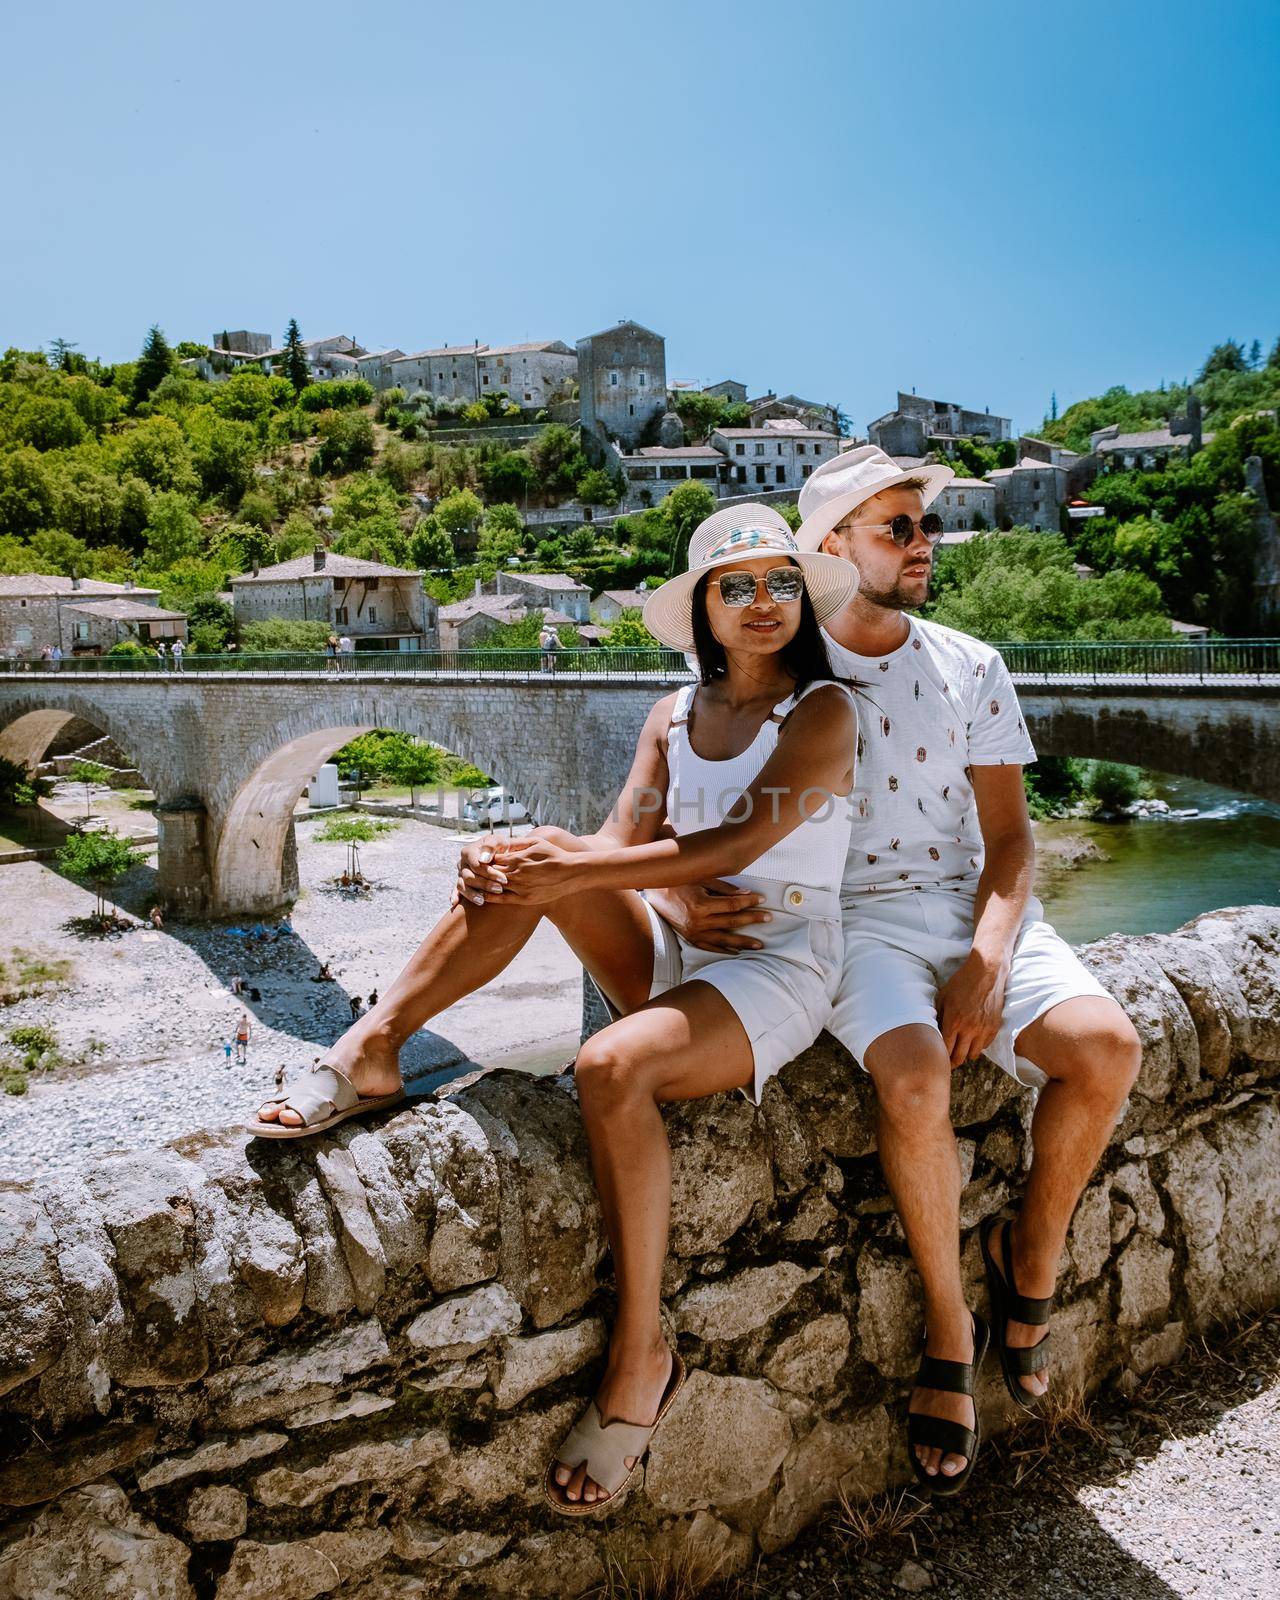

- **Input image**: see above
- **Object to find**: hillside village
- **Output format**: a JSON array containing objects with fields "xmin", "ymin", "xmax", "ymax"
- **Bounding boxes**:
[{"xmin": 1, "ymin": 318, "xmax": 1278, "ymax": 661}]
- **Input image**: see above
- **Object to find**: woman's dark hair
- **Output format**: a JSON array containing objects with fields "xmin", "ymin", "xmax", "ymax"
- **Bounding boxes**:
[{"xmin": 689, "ymin": 561, "xmax": 848, "ymax": 690}]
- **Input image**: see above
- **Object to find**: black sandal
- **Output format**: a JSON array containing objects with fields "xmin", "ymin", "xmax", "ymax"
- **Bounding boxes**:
[
  {"xmin": 907, "ymin": 1312, "xmax": 990, "ymax": 1498},
  {"xmin": 980, "ymin": 1216, "xmax": 1053, "ymax": 1415}
]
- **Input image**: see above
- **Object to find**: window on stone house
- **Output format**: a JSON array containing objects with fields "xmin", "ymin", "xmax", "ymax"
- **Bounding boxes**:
[
  {"xmin": 482, "ymin": 374, "xmax": 490, "ymax": 385},
  {"xmin": 336, "ymin": 607, "xmax": 349, "ymax": 624},
  {"xmin": 736, "ymin": 466, "xmax": 746, "ymax": 483},
  {"xmin": 609, "ymin": 371, "xmax": 619, "ymax": 386},
  {"xmin": 367, "ymin": 607, "xmax": 377, "ymax": 623},
  {"xmin": 629, "ymin": 404, "xmax": 634, "ymax": 415},
  {"xmin": 797, "ymin": 444, "xmax": 805, "ymax": 455},
  {"xmin": 735, "ymin": 443, "xmax": 745, "ymax": 455},
  {"xmin": 958, "ymin": 493, "xmax": 966, "ymax": 506},
  {"xmin": 755, "ymin": 465, "xmax": 768, "ymax": 483},
  {"xmin": 755, "ymin": 443, "xmax": 765, "ymax": 456},
  {"xmin": 775, "ymin": 465, "xmax": 786, "ymax": 483},
  {"xmin": 638, "ymin": 373, "xmax": 646, "ymax": 387},
  {"xmin": 524, "ymin": 392, "xmax": 533, "ymax": 402},
  {"xmin": 802, "ymin": 464, "xmax": 813, "ymax": 478}
]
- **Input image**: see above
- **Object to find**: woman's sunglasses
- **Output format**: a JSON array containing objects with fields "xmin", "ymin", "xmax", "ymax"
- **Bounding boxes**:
[
  {"xmin": 858, "ymin": 512, "xmax": 945, "ymax": 548},
  {"xmin": 715, "ymin": 566, "xmax": 806, "ymax": 607}
]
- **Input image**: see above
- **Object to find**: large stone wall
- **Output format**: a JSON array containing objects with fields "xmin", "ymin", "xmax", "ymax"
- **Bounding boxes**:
[{"xmin": 1, "ymin": 906, "xmax": 1279, "ymax": 1598}]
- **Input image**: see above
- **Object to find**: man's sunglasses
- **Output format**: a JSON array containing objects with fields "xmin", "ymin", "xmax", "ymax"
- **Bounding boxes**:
[
  {"xmin": 858, "ymin": 512, "xmax": 945, "ymax": 548},
  {"xmin": 715, "ymin": 566, "xmax": 806, "ymax": 607}
]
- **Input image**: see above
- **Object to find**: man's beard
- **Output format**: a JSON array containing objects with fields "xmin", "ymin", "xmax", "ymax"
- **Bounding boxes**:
[{"xmin": 857, "ymin": 571, "xmax": 930, "ymax": 611}]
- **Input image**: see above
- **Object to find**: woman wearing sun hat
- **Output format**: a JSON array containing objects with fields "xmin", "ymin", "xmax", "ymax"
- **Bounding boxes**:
[{"xmin": 248, "ymin": 502, "xmax": 863, "ymax": 1513}]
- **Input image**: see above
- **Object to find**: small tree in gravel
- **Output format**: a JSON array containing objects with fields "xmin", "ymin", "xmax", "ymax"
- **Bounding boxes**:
[
  {"xmin": 56, "ymin": 828, "xmax": 144, "ymax": 923},
  {"xmin": 70, "ymin": 759, "xmax": 111, "ymax": 820},
  {"xmin": 380, "ymin": 736, "xmax": 443, "ymax": 809}
]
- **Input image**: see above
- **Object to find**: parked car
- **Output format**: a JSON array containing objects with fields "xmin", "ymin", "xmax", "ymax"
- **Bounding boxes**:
[{"xmin": 463, "ymin": 787, "xmax": 531, "ymax": 825}]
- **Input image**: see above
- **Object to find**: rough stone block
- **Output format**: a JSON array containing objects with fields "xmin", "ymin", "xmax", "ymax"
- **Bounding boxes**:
[
  {"xmin": 675, "ymin": 1262, "xmax": 816, "ymax": 1344},
  {"xmin": 185, "ymin": 1484, "xmax": 247, "ymax": 1542},
  {"xmin": 137, "ymin": 1430, "xmax": 288, "ymax": 1492},
  {"xmin": 1116, "ymin": 1235, "xmax": 1174, "ymax": 1328},
  {"xmin": 215, "ymin": 1528, "xmax": 392, "ymax": 1600},
  {"xmin": 759, "ymin": 1407, "xmax": 891, "ymax": 1553},
  {"xmin": 250, "ymin": 1430, "xmax": 448, "ymax": 1507},
  {"xmin": 762, "ymin": 1313, "xmax": 852, "ymax": 1397},
  {"xmin": 405, "ymin": 1282, "xmax": 522, "ymax": 1361},
  {"xmin": 856, "ymin": 1249, "xmax": 922, "ymax": 1380},
  {"xmin": 645, "ymin": 1371, "xmax": 793, "ymax": 1512},
  {"xmin": 0, "ymin": 1189, "xmax": 70, "ymax": 1401},
  {"xmin": 494, "ymin": 1318, "xmax": 606, "ymax": 1410},
  {"xmin": 0, "ymin": 1481, "xmax": 194, "ymax": 1599},
  {"xmin": 202, "ymin": 1318, "xmax": 390, "ymax": 1430},
  {"xmin": 666, "ymin": 1094, "xmax": 774, "ymax": 1257}
]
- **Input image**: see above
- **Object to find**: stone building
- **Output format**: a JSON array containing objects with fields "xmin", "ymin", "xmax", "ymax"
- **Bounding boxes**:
[
  {"xmin": 213, "ymin": 330, "xmax": 273, "ymax": 356},
  {"xmin": 986, "ymin": 457, "xmax": 1070, "ymax": 532},
  {"xmin": 388, "ymin": 341, "xmax": 577, "ymax": 411},
  {"xmin": 229, "ymin": 550, "xmax": 437, "ymax": 651},
  {"xmin": 868, "ymin": 391, "xmax": 1013, "ymax": 456},
  {"xmin": 577, "ymin": 320, "xmax": 667, "ymax": 450},
  {"xmin": 748, "ymin": 393, "xmax": 840, "ymax": 433},
  {"xmin": 932, "ymin": 476, "xmax": 997, "ymax": 533},
  {"xmin": 706, "ymin": 379, "xmax": 748, "ymax": 405},
  {"xmin": 617, "ymin": 444, "xmax": 726, "ymax": 507},
  {"xmin": 1092, "ymin": 421, "xmax": 1215, "ymax": 472},
  {"xmin": 436, "ymin": 594, "xmax": 528, "ymax": 651},
  {"xmin": 593, "ymin": 586, "xmax": 651, "ymax": 623},
  {"xmin": 354, "ymin": 349, "xmax": 407, "ymax": 389},
  {"xmin": 0, "ymin": 575, "xmax": 186, "ymax": 659},
  {"xmin": 494, "ymin": 571, "xmax": 591, "ymax": 623},
  {"xmin": 710, "ymin": 421, "xmax": 840, "ymax": 492}
]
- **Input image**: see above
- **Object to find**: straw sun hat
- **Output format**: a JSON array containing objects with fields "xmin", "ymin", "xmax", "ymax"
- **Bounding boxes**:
[
  {"xmin": 641, "ymin": 503, "xmax": 859, "ymax": 653},
  {"xmin": 795, "ymin": 443, "xmax": 953, "ymax": 553}
]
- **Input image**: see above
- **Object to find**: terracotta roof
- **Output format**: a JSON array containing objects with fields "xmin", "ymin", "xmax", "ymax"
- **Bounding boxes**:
[
  {"xmin": 229, "ymin": 554, "xmax": 421, "ymax": 584},
  {"xmin": 0, "ymin": 575, "xmax": 160, "ymax": 599},
  {"xmin": 63, "ymin": 599, "xmax": 187, "ymax": 621}
]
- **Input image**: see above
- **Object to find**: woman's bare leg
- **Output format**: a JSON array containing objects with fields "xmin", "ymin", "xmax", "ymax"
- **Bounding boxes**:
[
  {"xmin": 256, "ymin": 828, "xmax": 658, "ymax": 1126},
  {"xmin": 549, "ymin": 980, "xmax": 754, "ymax": 1507}
]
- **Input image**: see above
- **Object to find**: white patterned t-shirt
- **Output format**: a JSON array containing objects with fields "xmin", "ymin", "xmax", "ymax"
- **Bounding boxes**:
[{"xmin": 821, "ymin": 617, "xmax": 1037, "ymax": 898}]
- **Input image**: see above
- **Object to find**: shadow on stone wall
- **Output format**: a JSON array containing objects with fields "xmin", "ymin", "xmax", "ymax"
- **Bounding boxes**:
[{"xmin": 1, "ymin": 907, "xmax": 1278, "ymax": 1598}]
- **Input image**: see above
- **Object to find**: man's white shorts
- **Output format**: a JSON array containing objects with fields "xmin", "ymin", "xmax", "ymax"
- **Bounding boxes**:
[{"xmin": 826, "ymin": 888, "xmax": 1112, "ymax": 1088}]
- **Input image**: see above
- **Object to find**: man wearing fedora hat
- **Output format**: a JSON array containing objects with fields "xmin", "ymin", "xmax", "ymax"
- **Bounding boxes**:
[{"xmin": 645, "ymin": 445, "xmax": 1142, "ymax": 1487}]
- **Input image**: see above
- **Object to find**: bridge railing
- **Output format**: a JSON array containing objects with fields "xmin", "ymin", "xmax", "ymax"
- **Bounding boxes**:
[{"xmin": 1, "ymin": 639, "xmax": 1277, "ymax": 682}]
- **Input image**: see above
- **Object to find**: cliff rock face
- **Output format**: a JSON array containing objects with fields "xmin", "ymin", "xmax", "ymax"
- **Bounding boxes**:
[{"xmin": 2, "ymin": 907, "xmax": 1279, "ymax": 1598}]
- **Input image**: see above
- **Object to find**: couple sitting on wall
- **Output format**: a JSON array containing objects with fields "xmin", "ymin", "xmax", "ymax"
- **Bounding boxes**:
[{"xmin": 248, "ymin": 445, "xmax": 1142, "ymax": 1510}]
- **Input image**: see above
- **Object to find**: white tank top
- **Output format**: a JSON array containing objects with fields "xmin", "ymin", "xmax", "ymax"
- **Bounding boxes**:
[{"xmin": 664, "ymin": 679, "xmax": 857, "ymax": 890}]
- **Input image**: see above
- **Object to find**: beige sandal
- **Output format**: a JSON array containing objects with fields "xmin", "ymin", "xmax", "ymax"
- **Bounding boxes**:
[
  {"xmin": 246, "ymin": 1063, "xmax": 406, "ymax": 1140},
  {"xmin": 544, "ymin": 1349, "xmax": 687, "ymax": 1516}
]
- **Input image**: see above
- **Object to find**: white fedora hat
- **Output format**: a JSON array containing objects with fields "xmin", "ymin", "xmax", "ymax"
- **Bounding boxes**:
[
  {"xmin": 642, "ymin": 503, "xmax": 859, "ymax": 653},
  {"xmin": 795, "ymin": 444, "xmax": 953, "ymax": 553}
]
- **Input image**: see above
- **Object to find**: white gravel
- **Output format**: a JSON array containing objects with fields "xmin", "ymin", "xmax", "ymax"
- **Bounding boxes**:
[{"xmin": 0, "ymin": 814, "xmax": 582, "ymax": 1185}]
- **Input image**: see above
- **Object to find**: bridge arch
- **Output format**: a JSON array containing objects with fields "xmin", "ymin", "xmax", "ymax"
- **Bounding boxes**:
[
  {"xmin": 0, "ymin": 693, "xmax": 168, "ymax": 798},
  {"xmin": 209, "ymin": 697, "xmax": 527, "ymax": 917}
]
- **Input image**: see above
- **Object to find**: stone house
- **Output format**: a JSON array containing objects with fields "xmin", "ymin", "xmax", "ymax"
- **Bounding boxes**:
[
  {"xmin": 577, "ymin": 320, "xmax": 667, "ymax": 450},
  {"xmin": 706, "ymin": 379, "xmax": 748, "ymax": 405},
  {"xmin": 0, "ymin": 574, "xmax": 187, "ymax": 659},
  {"xmin": 593, "ymin": 587, "xmax": 651, "ymax": 623},
  {"xmin": 437, "ymin": 594, "xmax": 528, "ymax": 651},
  {"xmin": 354, "ymin": 349, "xmax": 407, "ymax": 389},
  {"xmin": 868, "ymin": 391, "xmax": 1012, "ymax": 456},
  {"xmin": 710, "ymin": 421, "xmax": 840, "ymax": 492},
  {"xmin": 229, "ymin": 549, "xmax": 437, "ymax": 650},
  {"xmin": 617, "ymin": 444, "xmax": 727, "ymax": 508},
  {"xmin": 933, "ymin": 477, "xmax": 998, "ymax": 533},
  {"xmin": 253, "ymin": 335, "xmax": 367, "ymax": 383},
  {"xmin": 1091, "ymin": 422, "xmax": 1214, "ymax": 472},
  {"xmin": 986, "ymin": 458, "xmax": 1070, "ymax": 532},
  {"xmin": 748, "ymin": 393, "xmax": 840, "ymax": 434},
  {"xmin": 493, "ymin": 571, "xmax": 591, "ymax": 623},
  {"xmin": 389, "ymin": 341, "xmax": 577, "ymax": 411}
]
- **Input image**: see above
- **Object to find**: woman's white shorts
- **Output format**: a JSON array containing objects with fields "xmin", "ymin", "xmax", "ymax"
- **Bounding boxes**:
[
  {"xmin": 590, "ymin": 878, "xmax": 843, "ymax": 1105},
  {"xmin": 826, "ymin": 888, "xmax": 1113, "ymax": 1087}
]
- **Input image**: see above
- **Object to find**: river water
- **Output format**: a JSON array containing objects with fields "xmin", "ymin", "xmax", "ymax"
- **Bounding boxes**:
[{"xmin": 1035, "ymin": 775, "xmax": 1280, "ymax": 945}]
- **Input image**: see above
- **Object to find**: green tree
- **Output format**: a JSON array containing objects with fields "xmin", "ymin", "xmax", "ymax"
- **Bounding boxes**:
[
  {"xmin": 0, "ymin": 755, "xmax": 53, "ymax": 810},
  {"xmin": 435, "ymin": 488, "xmax": 484, "ymax": 539},
  {"xmin": 528, "ymin": 424, "xmax": 587, "ymax": 502},
  {"xmin": 56, "ymin": 828, "xmax": 145, "ymax": 922},
  {"xmin": 131, "ymin": 325, "xmax": 175, "ymax": 408},
  {"xmin": 314, "ymin": 409, "xmax": 375, "ymax": 473},
  {"xmin": 575, "ymin": 467, "xmax": 620, "ymax": 509},
  {"xmin": 1198, "ymin": 341, "xmax": 1247, "ymax": 381},
  {"xmin": 299, "ymin": 379, "xmax": 373, "ymax": 413},
  {"xmin": 660, "ymin": 481, "xmax": 717, "ymax": 576},
  {"xmin": 211, "ymin": 370, "xmax": 293, "ymax": 424},
  {"xmin": 114, "ymin": 415, "xmax": 199, "ymax": 494},
  {"xmin": 12, "ymin": 395, "xmax": 87, "ymax": 451},
  {"xmin": 476, "ymin": 502, "xmax": 524, "ymax": 566},
  {"xmin": 409, "ymin": 518, "xmax": 455, "ymax": 569},
  {"xmin": 281, "ymin": 319, "xmax": 309, "ymax": 392},
  {"xmin": 604, "ymin": 609, "xmax": 658, "ymax": 648},
  {"xmin": 481, "ymin": 450, "xmax": 536, "ymax": 504},
  {"xmin": 143, "ymin": 493, "xmax": 203, "ymax": 566},
  {"xmin": 238, "ymin": 618, "xmax": 331, "ymax": 653},
  {"xmin": 69, "ymin": 760, "xmax": 111, "ymax": 821},
  {"xmin": 0, "ymin": 448, "xmax": 56, "ymax": 535},
  {"xmin": 380, "ymin": 736, "xmax": 443, "ymax": 807}
]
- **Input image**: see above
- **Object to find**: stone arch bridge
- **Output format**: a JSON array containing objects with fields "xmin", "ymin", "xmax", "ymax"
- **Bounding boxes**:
[{"xmin": 1, "ymin": 665, "xmax": 1277, "ymax": 917}]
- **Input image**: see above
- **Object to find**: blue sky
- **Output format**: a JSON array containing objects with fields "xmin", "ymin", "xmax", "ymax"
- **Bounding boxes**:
[{"xmin": 3, "ymin": 0, "xmax": 1276, "ymax": 435}]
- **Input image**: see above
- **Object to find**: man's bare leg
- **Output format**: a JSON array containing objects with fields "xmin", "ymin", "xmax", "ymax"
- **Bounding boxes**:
[
  {"xmin": 256, "ymin": 828, "xmax": 656, "ymax": 1127},
  {"xmin": 550, "ymin": 980, "xmax": 754, "ymax": 1507},
  {"xmin": 864, "ymin": 1025, "xmax": 974, "ymax": 1483},
  {"xmin": 992, "ymin": 996, "xmax": 1142, "ymax": 1395}
]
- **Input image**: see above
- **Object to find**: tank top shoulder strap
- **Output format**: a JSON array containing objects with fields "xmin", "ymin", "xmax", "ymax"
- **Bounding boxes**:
[
  {"xmin": 668, "ymin": 683, "xmax": 697, "ymax": 728},
  {"xmin": 770, "ymin": 677, "xmax": 855, "ymax": 722}
]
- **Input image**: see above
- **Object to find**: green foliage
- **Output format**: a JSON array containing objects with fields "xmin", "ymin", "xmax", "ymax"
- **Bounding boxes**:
[
  {"xmin": 575, "ymin": 467, "xmax": 620, "ymax": 508},
  {"xmin": 379, "ymin": 736, "xmax": 443, "ymax": 799},
  {"xmin": 604, "ymin": 609, "xmax": 658, "ymax": 647},
  {"xmin": 660, "ymin": 481, "xmax": 718, "ymax": 575},
  {"xmin": 409, "ymin": 517, "xmax": 455, "ymax": 569},
  {"xmin": 528, "ymin": 425, "xmax": 587, "ymax": 503},
  {"xmin": 114, "ymin": 415, "xmax": 199, "ymax": 495},
  {"xmin": 299, "ymin": 379, "xmax": 374, "ymax": 413},
  {"xmin": 314, "ymin": 409, "xmax": 375, "ymax": 474},
  {"xmin": 481, "ymin": 450, "xmax": 536, "ymax": 504},
  {"xmin": 670, "ymin": 390, "xmax": 742, "ymax": 442},
  {"xmin": 132, "ymin": 325, "xmax": 174, "ymax": 407},
  {"xmin": 107, "ymin": 637, "xmax": 150, "ymax": 658},
  {"xmin": 1198, "ymin": 341, "xmax": 1248, "ymax": 381},
  {"xmin": 238, "ymin": 618, "xmax": 331, "ymax": 653},
  {"xmin": 377, "ymin": 386, "xmax": 406, "ymax": 422},
  {"xmin": 281, "ymin": 320, "xmax": 309, "ymax": 393},
  {"xmin": 379, "ymin": 439, "xmax": 426, "ymax": 494},
  {"xmin": 1022, "ymin": 756, "xmax": 1088, "ymax": 819},
  {"xmin": 1087, "ymin": 761, "xmax": 1141, "ymax": 812},
  {"xmin": 329, "ymin": 730, "xmax": 404, "ymax": 783},
  {"xmin": 927, "ymin": 531, "xmax": 1171, "ymax": 640},
  {"xmin": 236, "ymin": 489, "xmax": 277, "ymax": 530},
  {"xmin": 0, "ymin": 755, "xmax": 53, "ymax": 810},
  {"xmin": 12, "ymin": 394, "xmax": 87, "ymax": 450},
  {"xmin": 444, "ymin": 759, "xmax": 492, "ymax": 787},
  {"xmin": 476, "ymin": 502, "xmax": 524, "ymax": 566},
  {"xmin": 776, "ymin": 502, "xmax": 801, "ymax": 531},
  {"xmin": 8, "ymin": 1024, "xmax": 59, "ymax": 1073},
  {"xmin": 55, "ymin": 827, "xmax": 145, "ymax": 919},
  {"xmin": 211, "ymin": 371, "xmax": 293, "ymax": 424},
  {"xmin": 143, "ymin": 492, "xmax": 203, "ymax": 566},
  {"xmin": 435, "ymin": 488, "xmax": 484, "ymax": 537},
  {"xmin": 0, "ymin": 448, "xmax": 56, "ymax": 534},
  {"xmin": 315, "ymin": 816, "xmax": 397, "ymax": 842}
]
